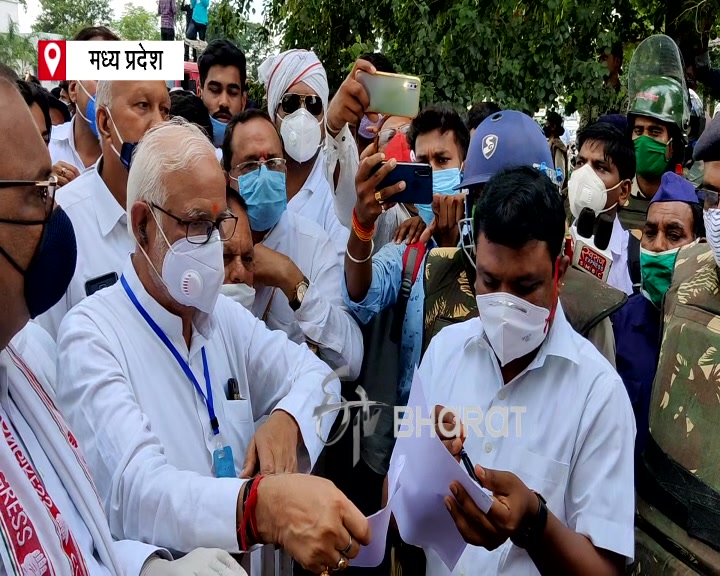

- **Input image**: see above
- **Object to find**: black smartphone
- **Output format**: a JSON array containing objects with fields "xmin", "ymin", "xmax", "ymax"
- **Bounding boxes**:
[
  {"xmin": 85, "ymin": 272, "xmax": 119, "ymax": 297},
  {"xmin": 371, "ymin": 162, "xmax": 433, "ymax": 205}
]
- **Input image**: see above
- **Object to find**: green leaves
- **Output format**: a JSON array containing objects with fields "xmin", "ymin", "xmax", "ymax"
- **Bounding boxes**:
[
  {"xmin": 112, "ymin": 3, "xmax": 160, "ymax": 41},
  {"xmin": 0, "ymin": 20, "xmax": 37, "ymax": 74},
  {"xmin": 33, "ymin": 0, "xmax": 112, "ymax": 38}
]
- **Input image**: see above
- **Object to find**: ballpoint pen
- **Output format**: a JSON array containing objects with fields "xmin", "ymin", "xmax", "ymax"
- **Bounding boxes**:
[{"xmin": 459, "ymin": 448, "xmax": 482, "ymax": 485}]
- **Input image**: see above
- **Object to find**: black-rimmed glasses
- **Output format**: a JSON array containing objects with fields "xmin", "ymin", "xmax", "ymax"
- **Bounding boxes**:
[
  {"xmin": 0, "ymin": 176, "xmax": 57, "ymax": 223},
  {"xmin": 280, "ymin": 93, "xmax": 324, "ymax": 117},
  {"xmin": 229, "ymin": 157, "xmax": 287, "ymax": 179},
  {"xmin": 151, "ymin": 204, "xmax": 238, "ymax": 244}
]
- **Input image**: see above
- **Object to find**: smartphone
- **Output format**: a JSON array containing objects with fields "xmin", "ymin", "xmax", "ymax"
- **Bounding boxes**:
[
  {"xmin": 371, "ymin": 162, "xmax": 433, "ymax": 205},
  {"xmin": 356, "ymin": 71, "xmax": 422, "ymax": 118},
  {"xmin": 85, "ymin": 272, "xmax": 119, "ymax": 297}
]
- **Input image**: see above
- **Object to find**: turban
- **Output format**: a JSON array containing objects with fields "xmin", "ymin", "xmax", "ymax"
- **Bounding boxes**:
[{"xmin": 258, "ymin": 49, "xmax": 329, "ymax": 121}]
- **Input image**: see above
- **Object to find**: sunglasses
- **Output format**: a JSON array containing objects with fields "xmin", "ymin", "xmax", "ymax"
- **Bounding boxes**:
[{"xmin": 280, "ymin": 93, "xmax": 324, "ymax": 117}]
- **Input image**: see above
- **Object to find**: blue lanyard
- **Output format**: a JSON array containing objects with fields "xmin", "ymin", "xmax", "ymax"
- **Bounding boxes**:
[{"xmin": 120, "ymin": 275, "xmax": 219, "ymax": 436}]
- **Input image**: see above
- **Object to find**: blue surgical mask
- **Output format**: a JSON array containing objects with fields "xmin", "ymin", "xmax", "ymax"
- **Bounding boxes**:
[
  {"xmin": 210, "ymin": 116, "xmax": 227, "ymax": 148},
  {"xmin": 416, "ymin": 167, "xmax": 462, "ymax": 225},
  {"xmin": 106, "ymin": 108, "xmax": 137, "ymax": 171},
  {"xmin": 237, "ymin": 165, "xmax": 287, "ymax": 231},
  {"xmin": 76, "ymin": 81, "xmax": 99, "ymax": 139}
]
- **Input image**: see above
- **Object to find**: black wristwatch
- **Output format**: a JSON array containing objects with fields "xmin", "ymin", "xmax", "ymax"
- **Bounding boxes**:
[
  {"xmin": 511, "ymin": 492, "xmax": 548, "ymax": 550},
  {"xmin": 288, "ymin": 276, "xmax": 309, "ymax": 312}
]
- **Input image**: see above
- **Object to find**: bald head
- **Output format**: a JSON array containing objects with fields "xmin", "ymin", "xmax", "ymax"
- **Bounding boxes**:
[{"xmin": 0, "ymin": 80, "xmax": 51, "ymax": 181}]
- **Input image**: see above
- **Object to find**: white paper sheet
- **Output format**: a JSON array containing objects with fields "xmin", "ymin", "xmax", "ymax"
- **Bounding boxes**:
[{"xmin": 353, "ymin": 371, "xmax": 494, "ymax": 571}]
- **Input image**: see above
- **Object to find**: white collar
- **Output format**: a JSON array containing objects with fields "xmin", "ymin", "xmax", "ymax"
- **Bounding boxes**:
[
  {"xmin": 298, "ymin": 148, "xmax": 331, "ymax": 195},
  {"xmin": 90, "ymin": 159, "xmax": 127, "ymax": 238},
  {"xmin": 608, "ymin": 215, "xmax": 627, "ymax": 257}
]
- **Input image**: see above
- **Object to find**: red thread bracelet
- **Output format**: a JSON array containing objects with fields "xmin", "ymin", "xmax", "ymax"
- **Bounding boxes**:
[{"xmin": 240, "ymin": 475, "xmax": 265, "ymax": 551}]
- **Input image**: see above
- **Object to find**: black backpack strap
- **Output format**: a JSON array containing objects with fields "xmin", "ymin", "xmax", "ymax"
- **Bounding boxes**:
[{"xmin": 627, "ymin": 232, "xmax": 642, "ymax": 295}]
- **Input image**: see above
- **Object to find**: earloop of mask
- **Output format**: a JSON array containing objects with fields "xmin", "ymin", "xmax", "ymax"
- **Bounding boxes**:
[{"xmin": 544, "ymin": 255, "xmax": 562, "ymax": 333}]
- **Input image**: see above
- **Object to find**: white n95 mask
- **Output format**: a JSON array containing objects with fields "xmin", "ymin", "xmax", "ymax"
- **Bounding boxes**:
[
  {"xmin": 475, "ymin": 292, "xmax": 550, "ymax": 366},
  {"xmin": 568, "ymin": 163, "xmax": 621, "ymax": 219},
  {"xmin": 155, "ymin": 229, "xmax": 224, "ymax": 314},
  {"xmin": 279, "ymin": 108, "xmax": 322, "ymax": 163},
  {"xmin": 220, "ymin": 282, "xmax": 256, "ymax": 310}
]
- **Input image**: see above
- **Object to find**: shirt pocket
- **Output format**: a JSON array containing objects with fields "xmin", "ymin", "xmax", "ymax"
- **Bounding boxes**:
[
  {"xmin": 222, "ymin": 398, "xmax": 251, "ymax": 424},
  {"xmin": 508, "ymin": 447, "xmax": 570, "ymax": 511}
]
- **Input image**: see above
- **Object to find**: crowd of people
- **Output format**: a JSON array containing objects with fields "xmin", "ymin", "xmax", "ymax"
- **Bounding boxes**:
[{"xmin": 1, "ymin": 23, "xmax": 720, "ymax": 576}]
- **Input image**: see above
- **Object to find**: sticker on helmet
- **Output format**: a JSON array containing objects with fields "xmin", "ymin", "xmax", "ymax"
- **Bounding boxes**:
[{"xmin": 482, "ymin": 134, "xmax": 498, "ymax": 159}]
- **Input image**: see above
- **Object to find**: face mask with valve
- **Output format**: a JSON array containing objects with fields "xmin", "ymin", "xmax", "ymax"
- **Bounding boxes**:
[
  {"xmin": 139, "ymin": 209, "xmax": 225, "ymax": 313},
  {"xmin": 279, "ymin": 108, "xmax": 322, "ymax": 163}
]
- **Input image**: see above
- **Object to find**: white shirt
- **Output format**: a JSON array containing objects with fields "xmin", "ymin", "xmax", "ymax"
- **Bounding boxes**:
[
  {"xmin": 416, "ymin": 305, "xmax": 635, "ymax": 576},
  {"xmin": 35, "ymin": 160, "xmax": 132, "ymax": 340},
  {"xmin": 0, "ymin": 324, "xmax": 161, "ymax": 576},
  {"xmin": 288, "ymin": 149, "xmax": 349, "ymax": 262},
  {"xmin": 49, "ymin": 118, "xmax": 92, "ymax": 172},
  {"xmin": 608, "ymin": 215, "xmax": 633, "ymax": 296},
  {"xmin": 254, "ymin": 211, "xmax": 363, "ymax": 379},
  {"xmin": 55, "ymin": 258, "xmax": 339, "ymax": 554}
]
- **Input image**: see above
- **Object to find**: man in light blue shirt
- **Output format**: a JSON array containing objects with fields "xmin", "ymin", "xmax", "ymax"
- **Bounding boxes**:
[
  {"xmin": 343, "ymin": 105, "xmax": 469, "ymax": 404},
  {"xmin": 185, "ymin": 0, "xmax": 209, "ymax": 60}
]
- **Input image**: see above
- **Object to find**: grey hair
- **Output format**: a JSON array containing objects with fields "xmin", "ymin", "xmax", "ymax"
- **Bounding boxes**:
[
  {"xmin": 95, "ymin": 80, "xmax": 113, "ymax": 111},
  {"xmin": 126, "ymin": 117, "xmax": 218, "ymax": 235}
]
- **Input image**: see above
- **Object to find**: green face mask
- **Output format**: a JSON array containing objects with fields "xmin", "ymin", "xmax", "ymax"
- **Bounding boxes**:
[
  {"xmin": 634, "ymin": 135, "xmax": 670, "ymax": 179},
  {"xmin": 640, "ymin": 246, "xmax": 680, "ymax": 308}
]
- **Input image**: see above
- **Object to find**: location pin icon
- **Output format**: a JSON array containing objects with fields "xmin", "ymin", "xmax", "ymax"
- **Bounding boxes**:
[{"xmin": 44, "ymin": 43, "xmax": 61, "ymax": 77}]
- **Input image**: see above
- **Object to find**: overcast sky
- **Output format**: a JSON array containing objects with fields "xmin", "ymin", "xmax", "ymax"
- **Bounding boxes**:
[{"xmin": 18, "ymin": 0, "xmax": 263, "ymax": 32}]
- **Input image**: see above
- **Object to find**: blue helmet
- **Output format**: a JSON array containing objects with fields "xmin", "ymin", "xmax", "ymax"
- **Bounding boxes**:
[{"xmin": 456, "ymin": 110, "xmax": 558, "ymax": 189}]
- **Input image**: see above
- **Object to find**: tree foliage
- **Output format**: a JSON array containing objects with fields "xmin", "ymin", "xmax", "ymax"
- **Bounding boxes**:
[
  {"xmin": 0, "ymin": 20, "xmax": 37, "ymax": 75},
  {"xmin": 257, "ymin": 0, "xmax": 720, "ymax": 115},
  {"xmin": 208, "ymin": 0, "xmax": 277, "ymax": 103},
  {"xmin": 112, "ymin": 3, "xmax": 160, "ymax": 41},
  {"xmin": 33, "ymin": 0, "xmax": 112, "ymax": 38}
]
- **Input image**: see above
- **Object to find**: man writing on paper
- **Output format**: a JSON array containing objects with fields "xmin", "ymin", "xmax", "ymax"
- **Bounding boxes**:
[
  {"xmin": 55, "ymin": 119, "xmax": 369, "ymax": 574},
  {"xmin": 420, "ymin": 167, "xmax": 635, "ymax": 575},
  {"xmin": 0, "ymin": 76, "xmax": 247, "ymax": 576}
]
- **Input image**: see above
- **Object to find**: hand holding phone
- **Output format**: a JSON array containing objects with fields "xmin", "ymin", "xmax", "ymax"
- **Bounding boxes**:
[
  {"xmin": 356, "ymin": 71, "xmax": 422, "ymax": 118},
  {"xmin": 369, "ymin": 161, "xmax": 433, "ymax": 205}
]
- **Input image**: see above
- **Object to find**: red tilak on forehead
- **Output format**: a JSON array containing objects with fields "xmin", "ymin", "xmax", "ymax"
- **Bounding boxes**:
[{"xmin": 212, "ymin": 202, "xmax": 219, "ymax": 213}]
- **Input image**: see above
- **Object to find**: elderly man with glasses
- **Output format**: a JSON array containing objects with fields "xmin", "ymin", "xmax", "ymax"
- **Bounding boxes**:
[
  {"xmin": 221, "ymin": 109, "xmax": 363, "ymax": 380},
  {"xmin": 55, "ymin": 118, "xmax": 370, "ymax": 574}
]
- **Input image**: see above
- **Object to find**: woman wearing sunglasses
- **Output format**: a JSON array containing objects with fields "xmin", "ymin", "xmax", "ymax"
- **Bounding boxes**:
[{"xmin": 258, "ymin": 50, "xmax": 349, "ymax": 261}]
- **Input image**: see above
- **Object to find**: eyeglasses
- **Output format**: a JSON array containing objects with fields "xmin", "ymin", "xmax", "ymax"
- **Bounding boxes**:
[
  {"xmin": 377, "ymin": 123, "xmax": 410, "ymax": 150},
  {"xmin": 229, "ymin": 157, "xmax": 287, "ymax": 179},
  {"xmin": 698, "ymin": 187, "xmax": 720, "ymax": 210},
  {"xmin": 280, "ymin": 93, "xmax": 324, "ymax": 117},
  {"xmin": 0, "ymin": 176, "xmax": 57, "ymax": 223},
  {"xmin": 151, "ymin": 204, "xmax": 238, "ymax": 245}
]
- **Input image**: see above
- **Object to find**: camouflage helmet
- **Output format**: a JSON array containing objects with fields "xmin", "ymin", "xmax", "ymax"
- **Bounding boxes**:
[{"xmin": 628, "ymin": 76, "xmax": 689, "ymax": 134}]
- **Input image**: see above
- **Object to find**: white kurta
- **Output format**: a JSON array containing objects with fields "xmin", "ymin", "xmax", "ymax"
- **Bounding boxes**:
[
  {"xmin": 35, "ymin": 159, "xmax": 132, "ymax": 340},
  {"xmin": 0, "ymin": 323, "xmax": 163, "ymax": 576},
  {"xmin": 415, "ymin": 305, "xmax": 636, "ymax": 576},
  {"xmin": 49, "ymin": 119, "xmax": 91, "ymax": 172},
  {"xmin": 287, "ymin": 149, "xmax": 349, "ymax": 263},
  {"xmin": 55, "ymin": 258, "xmax": 339, "ymax": 554},
  {"xmin": 252, "ymin": 210, "xmax": 363, "ymax": 379}
]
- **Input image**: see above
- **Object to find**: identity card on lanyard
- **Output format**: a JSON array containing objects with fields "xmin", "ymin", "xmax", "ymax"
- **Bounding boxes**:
[{"xmin": 121, "ymin": 275, "xmax": 237, "ymax": 478}]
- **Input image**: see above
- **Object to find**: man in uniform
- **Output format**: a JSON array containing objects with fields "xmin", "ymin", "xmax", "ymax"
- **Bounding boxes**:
[
  {"xmin": 630, "ymin": 111, "xmax": 720, "ymax": 574},
  {"xmin": 621, "ymin": 35, "xmax": 691, "ymax": 232}
]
